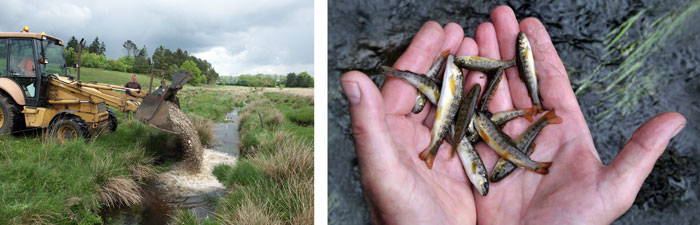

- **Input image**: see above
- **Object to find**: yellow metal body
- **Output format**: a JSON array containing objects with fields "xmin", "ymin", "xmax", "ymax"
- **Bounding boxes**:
[{"xmin": 22, "ymin": 75, "xmax": 147, "ymax": 129}]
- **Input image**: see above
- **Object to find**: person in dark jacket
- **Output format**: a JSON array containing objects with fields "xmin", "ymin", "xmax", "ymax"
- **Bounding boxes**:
[{"xmin": 124, "ymin": 75, "xmax": 141, "ymax": 119}]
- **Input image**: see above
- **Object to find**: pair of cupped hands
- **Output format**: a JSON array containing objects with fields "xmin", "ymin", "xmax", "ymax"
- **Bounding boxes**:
[{"xmin": 340, "ymin": 6, "xmax": 686, "ymax": 225}]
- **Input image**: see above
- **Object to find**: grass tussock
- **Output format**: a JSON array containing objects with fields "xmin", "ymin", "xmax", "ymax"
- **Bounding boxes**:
[
  {"xmin": 205, "ymin": 90, "xmax": 314, "ymax": 224},
  {"xmin": 97, "ymin": 177, "xmax": 142, "ymax": 208},
  {"xmin": 189, "ymin": 114, "xmax": 216, "ymax": 148}
]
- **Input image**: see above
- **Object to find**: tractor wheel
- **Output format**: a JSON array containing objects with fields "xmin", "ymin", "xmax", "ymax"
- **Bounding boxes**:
[
  {"xmin": 106, "ymin": 108, "xmax": 118, "ymax": 132},
  {"xmin": 50, "ymin": 115, "xmax": 90, "ymax": 142},
  {"xmin": 0, "ymin": 93, "xmax": 22, "ymax": 135}
]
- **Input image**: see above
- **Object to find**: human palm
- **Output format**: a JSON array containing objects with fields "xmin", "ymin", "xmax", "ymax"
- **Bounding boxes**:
[{"xmin": 341, "ymin": 6, "xmax": 685, "ymax": 225}]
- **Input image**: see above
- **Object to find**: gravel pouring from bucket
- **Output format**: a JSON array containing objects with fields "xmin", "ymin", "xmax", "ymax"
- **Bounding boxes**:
[{"xmin": 136, "ymin": 70, "xmax": 193, "ymax": 134}]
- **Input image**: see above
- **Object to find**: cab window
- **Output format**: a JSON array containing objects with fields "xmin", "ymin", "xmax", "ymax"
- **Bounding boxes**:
[
  {"xmin": 0, "ymin": 39, "xmax": 7, "ymax": 77},
  {"xmin": 9, "ymin": 39, "xmax": 35, "ymax": 77}
]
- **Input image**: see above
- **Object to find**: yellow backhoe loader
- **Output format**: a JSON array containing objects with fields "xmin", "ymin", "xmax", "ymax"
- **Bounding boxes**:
[{"xmin": 0, "ymin": 27, "xmax": 189, "ymax": 141}]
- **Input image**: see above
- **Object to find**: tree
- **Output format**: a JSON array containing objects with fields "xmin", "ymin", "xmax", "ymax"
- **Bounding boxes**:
[
  {"xmin": 67, "ymin": 36, "xmax": 78, "ymax": 51},
  {"xmin": 180, "ymin": 60, "xmax": 204, "ymax": 85},
  {"xmin": 133, "ymin": 45, "xmax": 151, "ymax": 73},
  {"xmin": 286, "ymin": 72, "xmax": 297, "ymax": 87},
  {"xmin": 122, "ymin": 40, "xmax": 137, "ymax": 57},
  {"xmin": 88, "ymin": 37, "xmax": 101, "ymax": 54},
  {"xmin": 99, "ymin": 41, "xmax": 106, "ymax": 55},
  {"xmin": 297, "ymin": 72, "xmax": 314, "ymax": 87}
]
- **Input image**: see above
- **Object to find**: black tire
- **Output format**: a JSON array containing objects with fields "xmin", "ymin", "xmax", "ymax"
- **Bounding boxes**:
[
  {"xmin": 50, "ymin": 115, "xmax": 90, "ymax": 142},
  {"xmin": 106, "ymin": 108, "xmax": 118, "ymax": 132},
  {"xmin": 0, "ymin": 93, "xmax": 23, "ymax": 135}
]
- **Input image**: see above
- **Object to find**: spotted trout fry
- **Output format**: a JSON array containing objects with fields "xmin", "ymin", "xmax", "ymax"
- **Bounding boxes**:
[
  {"xmin": 474, "ymin": 111, "xmax": 552, "ymax": 174},
  {"xmin": 490, "ymin": 110, "xmax": 562, "ymax": 182},
  {"xmin": 418, "ymin": 54, "xmax": 463, "ymax": 169}
]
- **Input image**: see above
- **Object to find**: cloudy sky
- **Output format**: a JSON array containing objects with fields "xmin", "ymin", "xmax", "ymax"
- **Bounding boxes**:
[{"xmin": 0, "ymin": 0, "xmax": 313, "ymax": 76}]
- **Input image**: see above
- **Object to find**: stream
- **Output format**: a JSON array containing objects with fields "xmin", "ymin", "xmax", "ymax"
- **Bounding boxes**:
[
  {"xmin": 101, "ymin": 107, "xmax": 243, "ymax": 224},
  {"xmin": 328, "ymin": 0, "xmax": 700, "ymax": 224}
]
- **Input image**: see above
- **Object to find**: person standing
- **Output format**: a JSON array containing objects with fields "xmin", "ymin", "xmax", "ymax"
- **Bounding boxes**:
[{"xmin": 124, "ymin": 74, "xmax": 141, "ymax": 119}]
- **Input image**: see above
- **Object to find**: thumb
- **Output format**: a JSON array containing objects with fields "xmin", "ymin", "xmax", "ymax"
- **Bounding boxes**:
[
  {"xmin": 341, "ymin": 71, "xmax": 401, "ymax": 174},
  {"xmin": 603, "ymin": 112, "xmax": 686, "ymax": 207}
]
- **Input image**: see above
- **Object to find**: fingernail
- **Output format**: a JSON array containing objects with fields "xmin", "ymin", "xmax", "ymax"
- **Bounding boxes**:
[
  {"xmin": 342, "ymin": 81, "xmax": 361, "ymax": 105},
  {"xmin": 672, "ymin": 122, "xmax": 686, "ymax": 137}
]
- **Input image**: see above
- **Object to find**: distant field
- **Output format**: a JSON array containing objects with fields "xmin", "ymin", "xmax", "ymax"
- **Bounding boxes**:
[{"xmin": 73, "ymin": 67, "xmax": 153, "ymax": 87}]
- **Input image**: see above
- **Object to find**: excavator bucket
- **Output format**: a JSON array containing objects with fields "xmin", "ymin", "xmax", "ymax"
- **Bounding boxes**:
[{"xmin": 136, "ymin": 70, "xmax": 192, "ymax": 134}]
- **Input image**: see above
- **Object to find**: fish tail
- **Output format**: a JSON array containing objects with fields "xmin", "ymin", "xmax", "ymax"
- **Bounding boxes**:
[
  {"xmin": 543, "ymin": 109, "xmax": 563, "ymax": 124},
  {"xmin": 522, "ymin": 107, "xmax": 536, "ymax": 122},
  {"xmin": 419, "ymin": 143, "xmax": 440, "ymax": 169},
  {"xmin": 534, "ymin": 162, "xmax": 552, "ymax": 174}
]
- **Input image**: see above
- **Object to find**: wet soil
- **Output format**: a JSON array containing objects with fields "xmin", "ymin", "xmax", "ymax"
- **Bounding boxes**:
[{"xmin": 328, "ymin": 0, "xmax": 700, "ymax": 224}]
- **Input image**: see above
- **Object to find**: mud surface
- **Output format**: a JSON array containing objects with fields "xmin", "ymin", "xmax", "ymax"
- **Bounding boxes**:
[{"xmin": 328, "ymin": 0, "xmax": 700, "ymax": 224}]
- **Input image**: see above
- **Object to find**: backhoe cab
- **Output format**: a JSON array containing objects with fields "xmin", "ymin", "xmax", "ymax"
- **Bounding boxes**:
[{"xmin": 0, "ymin": 27, "xmax": 190, "ymax": 141}]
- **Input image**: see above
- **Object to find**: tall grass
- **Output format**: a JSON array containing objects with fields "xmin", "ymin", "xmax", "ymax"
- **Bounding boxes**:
[
  {"xmin": 0, "ymin": 120, "xmax": 162, "ymax": 224},
  {"xmin": 208, "ymin": 91, "xmax": 314, "ymax": 224},
  {"xmin": 574, "ymin": 0, "xmax": 700, "ymax": 123}
]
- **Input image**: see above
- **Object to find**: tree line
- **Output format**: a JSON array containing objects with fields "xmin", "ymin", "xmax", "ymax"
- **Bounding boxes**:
[
  {"xmin": 63, "ymin": 36, "xmax": 218, "ymax": 85},
  {"xmin": 218, "ymin": 72, "xmax": 313, "ymax": 88}
]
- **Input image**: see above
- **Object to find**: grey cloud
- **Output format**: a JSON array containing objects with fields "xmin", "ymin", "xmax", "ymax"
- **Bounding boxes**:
[{"xmin": 0, "ymin": 0, "xmax": 313, "ymax": 76}]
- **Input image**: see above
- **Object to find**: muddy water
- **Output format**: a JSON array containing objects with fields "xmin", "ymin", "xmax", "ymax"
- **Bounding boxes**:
[
  {"xmin": 328, "ymin": 0, "xmax": 700, "ymax": 224},
  {"xmin": 102, "ymin": 107, "xmax": 243, "ymax": 224},
  {"xmin": 212, "ymin": 108, "xmax": 244, "ymax": 156}
]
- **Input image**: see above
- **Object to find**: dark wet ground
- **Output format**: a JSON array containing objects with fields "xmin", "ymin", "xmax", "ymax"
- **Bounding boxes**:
[
  {"xmin": 102, "ymin": 108, "xmax": 242, "ymax": 224},
  {"xmin": 328, "ymin": 0, "xmax": 700, "ymax": 224}
]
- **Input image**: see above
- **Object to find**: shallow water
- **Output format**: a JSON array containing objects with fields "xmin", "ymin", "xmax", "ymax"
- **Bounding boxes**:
[
  {"xmin": 212, "ymin": 108, "xmax": 243, "ymax": 156},
  {"xmin": 101, "ymin": 108, "xmax": 243, "ymax": 224},
  {"xmin": 328, "ymin": 0, "xmax": 700, "ymax": 224}
]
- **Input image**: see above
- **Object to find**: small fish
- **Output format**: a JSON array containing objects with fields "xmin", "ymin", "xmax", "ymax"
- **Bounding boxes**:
[
  {"xmin": 478, "ymin": 67, "xmax": 504, "ymax": 112},
  {"xmin": 490, "ymin": 110, "xmax": 562, "ymax": 182},
  {"xmin": 490, "ymin": 107, "xmax": 536, "ymax": 125},
  {"xmin": 455, "ymin": 135, "xmax": 489, "ymax": 196},
  {"xmin": 516, "ymin": 32, "xmax": 543, "ymax": 111},
  {"xmin": 454, "ymin": 56, "xmax": 516, "ymax": 72},
  {"xmin": 412, "ymin": 49, "xmax": 450, "ymax": 113},
  {"xmin": 473, "ymin": 111, "xmax": 551, "ymax": 174},
  {"xmin": 381, "ymin": 66, "xmax": 440, "ymax": 105},
  {"xmin": 451, "ymin": 84, "xmax": 481, "ymax": 158},
  {"xmin": 464, "ymin": 108, "xmax": 533, "ymax": 144},
  {"xmin": 419, "ymin": 54, "xmax": 463, "ymax": 169},
  {"xmin": 412, "ymin": 95, "xmax": 428, "ymax": 113}
]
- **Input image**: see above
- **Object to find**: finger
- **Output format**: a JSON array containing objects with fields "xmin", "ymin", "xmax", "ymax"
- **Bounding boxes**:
[
  {"xmin": 475, "ymin": 22, "xmax": 513, "ymax": 113},
  {"xmin": 458, "ymin": 37, "xmax": 480, "ymax": 94},
  {"xmin": 603, "ymin": 112, "xmax": 686, "ymax": 209},
  {"xmin": 441, "ymin": 22, "xmax": 465, "ymax": 55},
  {"xmin": 342, "ymin": 71, "xmax": 403, "ymax": 174},
  {"xmin": 408, "ymin": 22, "xmax": 464, "ymax": 123},
  {"xmin": 383, "ymin": 21, "xmax": 445, "ymax": 115},
  {"xmin": 492, "ymin": 6, "xmax": 531, "ymax": 110},
  {"xmin": 519, "ymin": 18, "xmax": 579, "ymax": 115}
]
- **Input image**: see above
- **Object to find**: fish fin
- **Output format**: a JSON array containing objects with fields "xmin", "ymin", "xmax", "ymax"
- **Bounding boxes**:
[
  {"xmin": 527, "ymin": 143, "xmax": 536, "ymax": 155},
  {"xmin": 439, "ymin": 49, "xmax": 450, "ymax": 58},
  {"xmin": 534, "ymin": 162, "xmax": 552, "ymax": 174},
  {"xmin": 543, "ymin": 110, "xmax": 563, "ymax": 124},
  {"xmin": 381, "ymin": 66, "xmax": 395, "ymax": 75},
  {"xmin": 522, "ymin": 107, "xmax": 536, "ymax": 122}
]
